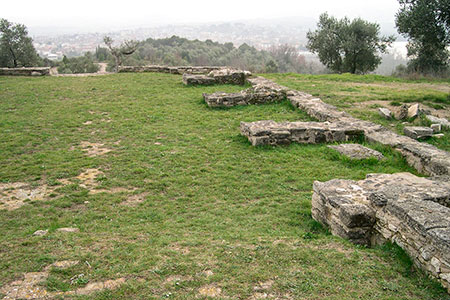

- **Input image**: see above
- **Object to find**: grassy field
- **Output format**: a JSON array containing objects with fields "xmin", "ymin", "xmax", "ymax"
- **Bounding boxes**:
[{"xmin": 0, "ymin": 73, "xmax": 449, "ymax": 299}]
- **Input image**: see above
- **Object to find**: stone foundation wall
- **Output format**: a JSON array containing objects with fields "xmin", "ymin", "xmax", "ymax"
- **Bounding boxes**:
[
  {"xmin": 0, "ymin": 67, "xmax": 50, "ymax": 76},
  {"xmin": 312, "ymin": 172, "xmax": 450, "ymax": 292},
  {"xmin": 240, "ymin": 120, "xmax": 364, "ymax": 146},
  {"xmin": 183, "ymin": 69, "xmax": 251, "ymax": 86},
  {"xmin": 118, "ymin": 65, "xmax": 223, "ymax": 74}
]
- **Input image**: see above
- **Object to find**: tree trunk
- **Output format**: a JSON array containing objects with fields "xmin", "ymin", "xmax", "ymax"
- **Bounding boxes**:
[{"xmin": 9, "ymin": 47, "xmax": 17, "ymax": 67}]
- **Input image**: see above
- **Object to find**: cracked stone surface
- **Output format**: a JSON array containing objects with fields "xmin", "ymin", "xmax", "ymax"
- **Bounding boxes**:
[
  {"xmin": 328, "ymin": 144, "xmax": 384, "ymax": 160},
  {"xmin": 312, "ymin": 172, "xmax": 450, "ymax": 292}
]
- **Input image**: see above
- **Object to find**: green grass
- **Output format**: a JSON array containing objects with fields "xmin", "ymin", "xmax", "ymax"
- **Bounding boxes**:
[{"xmin": 0, "ymin": 73, "xmax": 449, "ymax": 299}]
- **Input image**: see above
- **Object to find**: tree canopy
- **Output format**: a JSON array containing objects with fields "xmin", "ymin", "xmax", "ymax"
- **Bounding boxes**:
[
  {"xmin": 307, "ymin": 13, "xmax": 394, "ymax": 74},
  {"xmin": 0, "ymin": 18, "xmax": 39, "ymax": 68},
  {"xmin": 395, "ymin": 0, "xmax": 450, "ymax": 74},
  {"xmin": 98, "ymin": 35, "xmax": 325, "ymax": 74}
]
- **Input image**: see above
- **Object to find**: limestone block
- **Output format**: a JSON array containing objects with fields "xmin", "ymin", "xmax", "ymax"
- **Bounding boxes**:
[
  {"xmin": 403, "ymin": 126, "xmax": 433, "ymax": 139},
  {"xmin": 426, "ymin": 115, "xmax": 450, "ymax": 129},
  {"xmin": 378, "ymin": 107, "xmax": 392, "ymax": 119},
  {"xmin": 240, "ymin": 121, "xmax": 364, "ymax": 146}
]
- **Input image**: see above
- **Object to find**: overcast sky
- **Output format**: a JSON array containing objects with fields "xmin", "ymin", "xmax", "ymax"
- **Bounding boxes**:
[{"xmin": 3, "ymin": 0, "xmax": 401, "ymax": 32}]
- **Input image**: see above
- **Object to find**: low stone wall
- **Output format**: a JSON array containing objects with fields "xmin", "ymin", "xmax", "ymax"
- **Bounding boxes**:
[
  {"xmin": 286, "ymin": 90, "xmax": 450, "ymax": 176},
  {"xmin": 183, "ymin": 68, "xmax": 251, "ymax": 86},
  {"xmin": 118, "ymin": 65, "xmax": 223, "ymax": 74},
  {"xmin": 0, "ymin": 67, "xmax": 50, "ymax": 76},
  {"xmin": 204, "ymin": 85, "xmax": 286, "ymax": 107},
  {"xmin": 240, "ymin": 120, "xmax": 364, "ymax": 146},
  {"xmin": 312, "ymin": 172, "xmax": 450, "ymax": 292},
  {"xmin": 203, "ymin": 76, "xmax": 289, "ymax": 108}
]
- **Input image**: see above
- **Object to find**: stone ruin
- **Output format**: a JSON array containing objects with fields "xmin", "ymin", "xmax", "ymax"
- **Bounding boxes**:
[
  {"xmin": 240, "ymin": 120, "xmax": 363, "ymax": 146},
  {"xmin": 182, "ymin": 67, "xmax": 450, "ymax": 292},
  {"xmin": 312, "ymin": 172, "xmax": 450, "ymax": 291},
  {"xmin": 182, "ymin": 68, "xmax": 251, "ymax": 86},
  {"xmin": 0, "ymin": 67, "xmax": 50, "ymax": 76},
  {"xmin": 118, "ymin": 65, "xmax": 224, "ymax": 75},
  {"xmin": 203, "ymin": 77, "xmax": 287, "ymax": 107}
]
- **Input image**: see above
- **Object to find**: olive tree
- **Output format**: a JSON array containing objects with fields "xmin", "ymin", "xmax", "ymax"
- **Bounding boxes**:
[
  {"xmin": 103, "ymin": 36, "xmax": 139, "ymax": 72},
  {"xmin": 395, "ymin": 0, "xmax": 450, "ymax": 74},
  {"xmin": 0, "ymin": 18, "xmax": 39, "ymax": 67},
  {"xmin": 307, "ymin": 13, "xmax": 395, "ymax": 74}
]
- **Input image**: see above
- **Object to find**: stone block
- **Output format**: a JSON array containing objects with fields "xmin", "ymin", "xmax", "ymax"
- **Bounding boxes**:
[
  {"xmin": 407, "ymin": 103, "xmax": 421, "ymax": 119},
  {"xmin": 403, "ymin": 126, "xmax": 433, "ymax": 139},
  {"xmin": 311, "ymin": 172, "xmax": 450, "ymax": 291},
  {"xmin": 240, "ymin": 121, "xmax": 364, "ymax": 146},
  {"xmin": 0, "ymin": 67, "xmax": 50, "ymax": 76},
  {"xmin": 378, "ymin": 107, "xmax": 392, "ymax": 119},
  {"xmin": 426, "ymin": 115, "xmax": 450, "ymax": 129},
  {"xmin": 431, "ymin": 123, "xmax": 442, "ymax": 133}
]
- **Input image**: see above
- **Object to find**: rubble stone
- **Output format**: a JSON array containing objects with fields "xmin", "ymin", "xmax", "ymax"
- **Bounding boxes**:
[
  {"xmin": 378, "ymin": 108, "xmax": 392, "ymax": 119},
  {"xmin": 426, "ymin": 115, "xmax": 450, "ymax": 129},
  {"xmin": 407, "ymin": 103, "xmax": 421, "ymax": 119},
  {"xmin": 431, "ymin": 124, "xmax": 442, "ymax": 133}
]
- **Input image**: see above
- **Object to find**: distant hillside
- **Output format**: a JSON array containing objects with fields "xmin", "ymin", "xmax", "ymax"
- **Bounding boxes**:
[{"xmin": 101, "ymin": 35, "xmax": 325, "ymax": 74}]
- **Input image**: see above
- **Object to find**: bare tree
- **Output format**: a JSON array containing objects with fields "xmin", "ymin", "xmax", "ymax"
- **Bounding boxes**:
[{"xmin": 103, "ymin": 36, "xmax": 139, "ymax": 72}]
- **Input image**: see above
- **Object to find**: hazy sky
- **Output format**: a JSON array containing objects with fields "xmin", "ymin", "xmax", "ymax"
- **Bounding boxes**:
[{"xmin": 3, "ymin": 0, "xmax": 401, "ymax": 32}]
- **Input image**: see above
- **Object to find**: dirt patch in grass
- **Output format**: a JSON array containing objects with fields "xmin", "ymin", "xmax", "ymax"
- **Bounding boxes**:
[
  {"xmin": 121, "ymin": 192, "xmax": 148, "ymax": 206},
  {"xmin": 198, "ymin": 285, "xmax": 222, "ymax": 297},
  {"xmin": 76, "ymin": 168, "xmax": 104, "ymax": 189},
  {"xmin": 0, "ymin": 183, "xmax": 51, "ymax": 210},
  {"xmin": 0, "ymin": 261, "xmax": 124, "ymax": 299},
  {"xmin": 80, "ymin": 141, "xmax": 112, "ymax": 157}
]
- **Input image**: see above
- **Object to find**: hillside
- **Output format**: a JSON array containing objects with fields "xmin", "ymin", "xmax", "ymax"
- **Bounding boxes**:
[{"xmin": 0, "ymin": 73, "xmax": 449, "ymax": 299}]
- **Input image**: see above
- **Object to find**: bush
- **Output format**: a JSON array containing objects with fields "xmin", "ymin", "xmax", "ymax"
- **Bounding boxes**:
[{"xmin": 57, "ymin": 53, "xmax": 99, "ymax": 74}]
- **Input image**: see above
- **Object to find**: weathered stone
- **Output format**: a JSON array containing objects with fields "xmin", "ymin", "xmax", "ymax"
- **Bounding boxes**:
[
  {"xmin": 431, "ymin": 123, "xmax": 442, "ymax": 133},
  {"xmin": 0, "ymin": 67, "xmax": 50, "ymax": 76},
  {"xmin": 203, "ymin": 78, "xmax": 287, "ymax": 107},
  {"xmin": 396, "ymin": 104, "xmax": 409, "ymax": 120},
  {"xmin": 182, "ymin": 74, "xmax": 216, "ymax": 85},
  {"xmin": 57, "ymin": 227, "xmax": 80, "ymax": 233},
  {"xmin": 183, "ymin": 68, "xmax": 250, "ymax": 86},
  {"xmin": 403, "ymin": 126, "xmax": 433, "ymax": 139},
  {"xmin": 312, "ymin": 172, "xmax": 450, "ymax": 291},
  {"xmin": 240, "ymin": 120, "xmax": 363, "ymax": 146},
  {"xmin": 328, "ymin": 144, "xmax": 384, "ymax": 160},
  {"xmin": 118, "ymin": 65, "xmax": 223, "ymax": 74},
  {"xmin": 378, "ymin": 108, "xmax": 392, "ymax": 119},
  {"xmin": 33, "ymin": 230, "xmax": 48, "ymax": 236},
  {"xmin": 426, "ymin": 115, "xmax": 450, "ymax": 129},
  {"xmin": 407, "ymin": 103, "xmax": 421, "ymax": 119}
]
